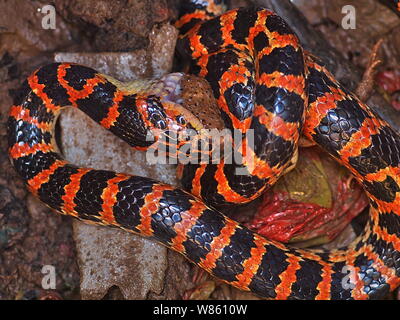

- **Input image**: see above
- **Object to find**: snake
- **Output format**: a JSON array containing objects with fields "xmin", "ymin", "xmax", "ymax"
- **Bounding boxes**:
[{"xmin": 6, "ymin": 0, "xmax": 400, "ymax": 299}]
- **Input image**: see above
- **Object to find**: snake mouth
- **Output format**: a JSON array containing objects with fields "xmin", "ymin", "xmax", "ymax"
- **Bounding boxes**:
[
  {"xmin": 150, "ymin": 73, "xmax": 224, "ymax": 131},
  {"xmin": 149, "ymin": 73, "xmax": 185, "ymax": 105}
]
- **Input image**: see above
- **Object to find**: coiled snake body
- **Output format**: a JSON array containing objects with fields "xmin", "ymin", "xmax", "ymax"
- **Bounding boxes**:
[{"xmin": 7, "ymin": 0, "xmax": 400, "ymax": 299}]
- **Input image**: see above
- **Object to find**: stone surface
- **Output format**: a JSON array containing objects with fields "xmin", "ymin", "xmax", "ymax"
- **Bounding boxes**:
[
  {"xmin": 292, "ymin": 0, "xmax": 400, "ymax": 68},
  {"xmin": 56, "ymin": 0, "xmax": 177, "ymax": 52},
  {"xmin": 55, "ymin": 23, "xmax": 190, "ymax": 300},
  {"xmin": 0, "ymin": 0, "xmax": 84, "ymax": 57}
]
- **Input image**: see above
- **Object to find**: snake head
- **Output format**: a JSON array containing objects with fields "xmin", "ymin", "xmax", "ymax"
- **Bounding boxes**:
[{"xmin": 143, "ymin": 73, "xmax": 225, "ymax": 163}]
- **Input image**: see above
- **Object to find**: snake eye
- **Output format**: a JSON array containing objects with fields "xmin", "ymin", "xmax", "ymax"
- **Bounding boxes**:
[
  {"xmin": 176, "ymin": 115, "xmax": 186, "ymax": 125},
  {"xmin": 157, "ymin": 119, "xmax": 167, "ymax": 130}
]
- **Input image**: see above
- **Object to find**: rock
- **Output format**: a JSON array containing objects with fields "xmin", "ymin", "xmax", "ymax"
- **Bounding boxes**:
[
  {"xmin": 0, "ymin": 0, "xmax": 87, "ymax": 59},
  {"xmin": 56, "ymin": 0, "xmax": 177, "ymax": 52}
]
